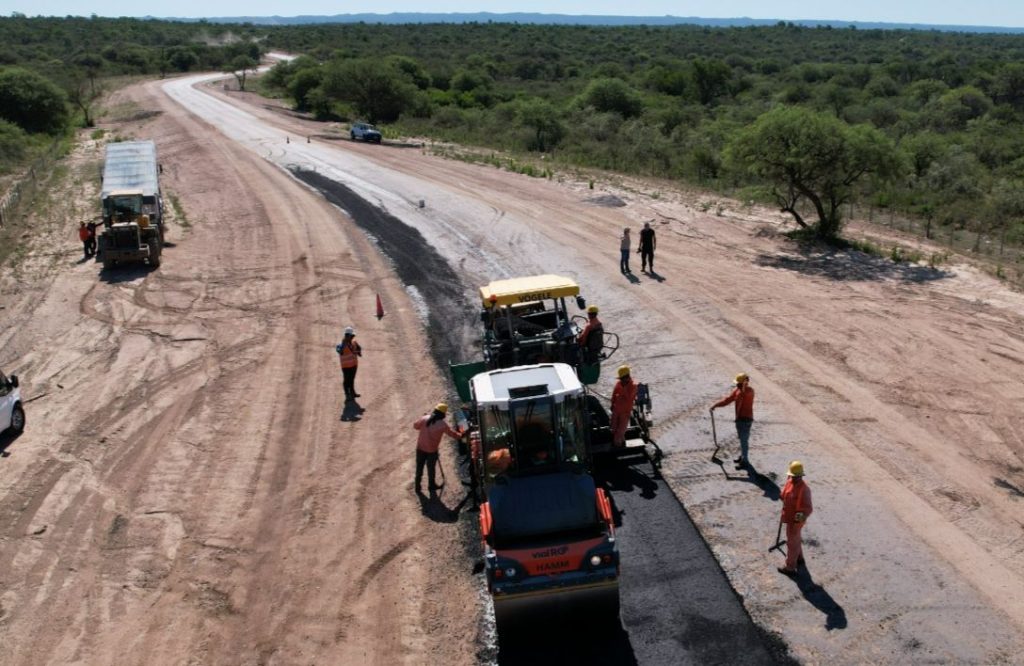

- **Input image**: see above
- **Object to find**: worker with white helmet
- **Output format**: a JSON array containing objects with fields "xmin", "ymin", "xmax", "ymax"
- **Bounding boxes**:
[
  {"xmin": 335, "ymin": 326, "xmax": 362, "ymax": 402},
  {"xmin": 778, "ymin": 460, "xmax": 813, "ymax": 577},
  {"xmin": 710, "ymin": 372, "xmax": 755, "ymax": 470},
  {"xmin": 610, "ymin": 365, "xmax": 639, "ymax": 447}
]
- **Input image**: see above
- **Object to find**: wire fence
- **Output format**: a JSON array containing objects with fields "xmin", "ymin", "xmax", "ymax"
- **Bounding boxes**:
[
  {"xmin": 0, "ymin": 141, "xmax": 63, "ymax": 230},
  {"xmin": 849, "ymin": 202, "xmax": 1024, "ymax": 285}
]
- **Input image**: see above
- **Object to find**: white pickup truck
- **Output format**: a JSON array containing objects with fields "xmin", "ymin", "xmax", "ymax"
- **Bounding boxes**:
[
  {"xmin": 0, "ymin": 370, "xmax": 24, "ymax": 435},
  {"xmin": 350, "ymin": 122, "xmax": 383, "ymax": 144}
]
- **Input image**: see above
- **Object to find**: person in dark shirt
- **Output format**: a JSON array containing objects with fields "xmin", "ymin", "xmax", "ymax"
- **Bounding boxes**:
[{"xmin": 639, "ymin": 222, "xmax": 657, "ymax": 273}]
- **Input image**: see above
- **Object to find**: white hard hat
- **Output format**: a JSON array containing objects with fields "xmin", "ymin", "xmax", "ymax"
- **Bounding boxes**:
[{"xmin": 344, "ymin": 326, "xmax": 355, "ymax": 336}]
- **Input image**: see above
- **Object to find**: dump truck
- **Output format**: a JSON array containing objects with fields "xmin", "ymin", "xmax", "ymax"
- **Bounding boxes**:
[
  {"xmin": 96, "ymin": 141, "xmax": 164, "ymax": 269},
  {"xmin": 466, "ymin": 363, "xmax": 621, "ymax": 623}
]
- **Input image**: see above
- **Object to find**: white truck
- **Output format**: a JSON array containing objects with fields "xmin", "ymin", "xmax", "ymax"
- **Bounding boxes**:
[
  {"xmin": 96, "ymin": 141, "xmax": 165, "ymax": 269},
  {"xmin": 0, "ymin": 369, "xmax": 24, "ymax": 435}
]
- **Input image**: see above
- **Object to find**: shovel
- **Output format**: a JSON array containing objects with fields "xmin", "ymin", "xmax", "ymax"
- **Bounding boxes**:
[{"xmin": 768, "ymin": 517, "xmax": 787, "ymax": 553}]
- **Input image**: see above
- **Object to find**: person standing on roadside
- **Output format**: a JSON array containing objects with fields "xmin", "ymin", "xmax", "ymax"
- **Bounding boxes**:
[
  {"xmin": 778, "ymin": 460, "xmax": 813, "ymax": 577},
  {"xmin": 577, "ymin": 305, "xmax": 604, "ymax": 364},
  {"xmin": 413, "ymin": 403, "xmax": 463, "ymax": 495},
  {"xmin": 78, "ymin": 222, "xmax": 91, "ymax": 259},
  {"xmin": 639, "ymin": 221, "xmax": 657, "ymax": 273},
  {"xmin": 86, "ymin": 219, "xmax": 101, "ymax": 257},
  {"xmin": 710, "ymin": 372, "xmax": 755, "ymax": 470},
  {"xmin": 619, "ymin": 227, "xmax": 632, "ymax": 274},
  {"xmin": 336, "ymin": 326, "xmax": 362, "ymax": 402},
  {"xmin": 610, "ymin": 365, "xmax": 639, "ymax": 447}
]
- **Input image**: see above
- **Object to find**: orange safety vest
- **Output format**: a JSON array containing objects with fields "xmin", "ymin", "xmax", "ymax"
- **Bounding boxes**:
[
  {"xmin": 78, "ymin": 226, "xmax": 90, "ymax": 241},
  {"xmin": 338, "ymin": 339, "xmax": 361, "ymax": 369}
]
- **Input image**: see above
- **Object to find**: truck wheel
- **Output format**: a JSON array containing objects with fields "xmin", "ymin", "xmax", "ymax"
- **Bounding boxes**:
[
  {"xmin": 10, "ymin": 404, "xmax": 24, "ymax": 434},
  {"xmin": 148, "ymin": 241, "xmax": 161, "ymax": 268},
  {"xmin": 351, "ymin": 132, "xmax": 357, "ymax": 141},
  {"xmin": 102, "ymin": 258, "xmax": 114, "ymax": 270}
]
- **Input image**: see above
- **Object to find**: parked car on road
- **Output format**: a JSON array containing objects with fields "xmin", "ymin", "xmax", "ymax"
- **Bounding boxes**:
[
  {"xmin": 0, "ymin": 370, "xmax": 24, "ymax": 435},
  {"xmin": 350, "ymin": 122, "xmax": 382, "ymax": 144}
]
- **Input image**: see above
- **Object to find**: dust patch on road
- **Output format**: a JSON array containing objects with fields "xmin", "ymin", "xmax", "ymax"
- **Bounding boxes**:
[{"xmin": 289, "ymin": 168, "xmax": 478, "ymax": 373}]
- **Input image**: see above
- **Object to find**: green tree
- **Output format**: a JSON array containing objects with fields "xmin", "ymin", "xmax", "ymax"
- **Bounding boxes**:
[
  {"xmin": 576, "ymin": 77, "xmax": 643, "ymax": 118},
  {"xmin": 0, "ymin": 67, "xmax": 68, "ymax": 135},
  {"xmin": 226, "ymin": 55, "xmax": 258, "ymax": 91},
  {"xmin": 320, "ymin": 58, "xmax": 415, "ymax": 123},
  {"xmin": 517, "ymin": 98, "xmax": 564, "ymax": 152},
  {"xmin": 726, "ymin": 106, "xmax": 901, "ymax": 239},
  {"xmin": 690, "ymin": 58, "xmax": 731, "ymax": 105}
]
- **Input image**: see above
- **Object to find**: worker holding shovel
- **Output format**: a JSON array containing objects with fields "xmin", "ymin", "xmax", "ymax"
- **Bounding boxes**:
[
  {"xmin": 710, "ymin": 372, "xmax": 755, "ymax": 470},
  {"xmin": 777, "ymin": 460, "xmax": 813, "ymax": 577},
  {"xmin": 413, "ymin": 403, "xmax": 464, "ymax": 496}
]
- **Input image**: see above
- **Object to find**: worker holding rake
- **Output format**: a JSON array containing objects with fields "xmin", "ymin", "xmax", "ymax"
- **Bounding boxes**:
[
  {"xmin": 710, "ymin": 372, "xmax": 755, "ymax": 470},
  {"xmin": 778, "ymin": 460, "xmax": 813, "ymax": 577}
]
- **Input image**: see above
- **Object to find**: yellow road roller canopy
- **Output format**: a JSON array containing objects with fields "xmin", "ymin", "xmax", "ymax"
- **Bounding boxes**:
[{"xmin": 480, "ymin": 275, "xmax": 580, "ymax": 307}]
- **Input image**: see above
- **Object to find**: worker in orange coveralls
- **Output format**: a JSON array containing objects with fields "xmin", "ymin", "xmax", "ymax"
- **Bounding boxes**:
[
  {"xmin": 413, "ymin": 403, "xmax": 463, "ymax": 496},
  {"xmin": 711, "ymin": 372, "xmax": 755, "ymax": 470},
  {"xmin": 610, "ymin": 365, "xmax": 639, "ymax": 447},
  {"xmin": 778, "ymin": 460, "xmax": 813, "ymax": 577},
  {"xmin": 577, "ymin": 305, "xmax": 604, "ymax": 363}
]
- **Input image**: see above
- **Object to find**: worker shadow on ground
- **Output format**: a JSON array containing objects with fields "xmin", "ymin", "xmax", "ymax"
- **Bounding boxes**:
[
  {"xmin": 624, "ymin": 272, "xmax": 641, "ymax": 284},
  {"xmin": 642, "ymin": 269, "xmax": 666, "ymax": 283},
  {"xmin": 339, "ymin": 400, "xmax": 365, "ymax": 422},
  {"xmin": 99, "ymin": 264, "xmax": 153, "ymax": 285},
  {"xmin": 415, "ymin": 487, "xmax": 470, "ymax": 524},
  {"xmin": 0, "ymin": 430, "xmax": 21, "ymax": 458},
  {"xmin": 711, "ymin": 457, "xmax": 781, "ymax": 501},
  {"xmin": 755, "ymin": 249, "xmax": 952, "ymax": 283},
  {"xmin": 793, "ymin": 566, "xmax": 848, "ymax": 631}
]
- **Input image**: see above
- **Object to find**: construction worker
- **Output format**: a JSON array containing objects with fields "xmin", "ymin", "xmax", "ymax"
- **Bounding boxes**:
[
  {"xmin": 413, "ymin": 403, "xmax": 463, "ymax": 495},
  {"xmin": 619, "ymin": 227, "xmax": 632, "ymax": 274},
  {"xmin": 78, "ymin": 222, "xmax": 91, "ymax": 258},
  {"xmin": 335, "ymin": 327, "xmax": 362, "ymax": 401},
  {"xmin": 639, "ymin": 221, "xmax": 657, "ymax": 273},
  {"xmin": 85, "ymin": 219, "xmax": 101, "ymax": 257},
  {"xmin": 610, "ymin": 365, "xmax": 639, "ymax": 447},
  {"xmin": 577, "ymin": 305, "xmax": 604, "ymax": 364},
  {"xmin": 710, "ymin": 372, "xmax": 755, "ymax": 470},
  {"xmin": 778, "ymin": 460, "xmax": 813, "ymax": 577}
]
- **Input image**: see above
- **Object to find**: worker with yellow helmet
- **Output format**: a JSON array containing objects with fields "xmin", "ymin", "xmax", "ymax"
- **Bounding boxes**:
[
  {"xmin": 412, "ymin": 402, "xmax": 463, "ymax": 496},
  {"xmin": 778, "ymin": 460, "xmax": 813, "ymax": 577},
  {"xmin": 610, "ymin": 364, "xmax": 639, "ymax": 447},
  {"xmin": 577, "ymin": 304, "xmax": 604, "ymax": 364},
  {"xmin": 710, "ymin": 372, "xmax": 755, "ymax": 470}
]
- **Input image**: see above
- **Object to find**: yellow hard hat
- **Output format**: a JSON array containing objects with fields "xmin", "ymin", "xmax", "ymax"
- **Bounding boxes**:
[
  {"xmin": 435, "ymin": 403, "xmax": 448, "ymax": 414},
  {"xmin": 587, "ymin": 305, "xmax": 599, "ymax": 314},
  {"xmin": 788, "ymin": 460, "xmax": 804, "ymax": 477},
  {"xmin": 617, "ymin": 365, "xmax": 630, "ymax": 378},
  {"xmin": 734, "ymin": 372, "xmax": 749, "ymax": 385}
]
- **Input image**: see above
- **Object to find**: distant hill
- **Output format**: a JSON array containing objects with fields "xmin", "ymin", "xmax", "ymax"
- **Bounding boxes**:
[{"xmin": 170, "ymin": 12, "xmax": 1024, "ymax": 33}]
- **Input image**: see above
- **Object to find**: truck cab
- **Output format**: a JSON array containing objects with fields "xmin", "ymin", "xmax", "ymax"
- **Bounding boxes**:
[
  {"xmin": 469, "ymin": 364, "xmax": 619, "ymax": 621},
  {"xmin": 98, "ymin": 188, "xmax": 163, "ymax": 269}
]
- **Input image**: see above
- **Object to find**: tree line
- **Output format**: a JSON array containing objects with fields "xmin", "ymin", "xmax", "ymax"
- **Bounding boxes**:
[
  {"xmin": 0, "ymin": 15, "xmax": 264, "ymax": 174},
  {"xmin": 4, "ymin": 16, "xmax": 1024, "ymax": 252}
]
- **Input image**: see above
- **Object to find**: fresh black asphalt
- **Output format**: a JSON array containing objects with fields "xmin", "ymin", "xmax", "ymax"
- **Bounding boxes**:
[{"xmin": 294, "ymin": 168, "xmax": 792, "ymax": 665}]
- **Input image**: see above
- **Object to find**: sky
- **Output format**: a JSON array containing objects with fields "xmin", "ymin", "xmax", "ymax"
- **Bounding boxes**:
[{"xmin": 3, "ymin": 0, "xmax": 1024, "ymax": 28}]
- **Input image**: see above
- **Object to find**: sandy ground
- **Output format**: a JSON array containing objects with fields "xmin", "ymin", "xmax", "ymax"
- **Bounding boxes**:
[{"xmin": 2, "ymin": 70, "xmax": 1024, "ymax": 664}]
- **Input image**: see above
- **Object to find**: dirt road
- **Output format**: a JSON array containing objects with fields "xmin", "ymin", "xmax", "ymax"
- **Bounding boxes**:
[{"xmin": 2, "ymin": 69, "xmax": 1024, "ymax": 664}]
